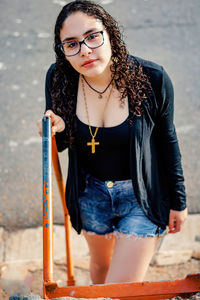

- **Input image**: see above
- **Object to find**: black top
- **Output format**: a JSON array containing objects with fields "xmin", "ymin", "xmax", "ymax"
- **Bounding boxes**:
[
  {"xmin": 76, "ymin": 116, "xmax": 131, "ymax": 181},
  {"xmin": 45, "ymin": 55, "xmax": 187, "ymax": 234}
]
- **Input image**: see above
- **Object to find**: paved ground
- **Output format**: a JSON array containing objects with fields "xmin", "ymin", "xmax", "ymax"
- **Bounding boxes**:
[
  {"xmin": 0, "ymin": 215, "xmax": 200, "ymax": 298},
  {"xmin": 1, "ymin": 258, "xmax": 200, "ymax": 299},
  {"xmin": 0, "ymin": 0, "xmax": 200, "ymax": 230}
]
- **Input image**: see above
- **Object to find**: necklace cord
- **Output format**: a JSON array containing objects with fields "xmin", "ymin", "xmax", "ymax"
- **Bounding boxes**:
[
  {"xmin": 81, "ymin": 75, "xmax": 114, "ymax": 153},
  {"xmin": 82, "ymin": 75, "xmax": 113, "ymax": 98}
]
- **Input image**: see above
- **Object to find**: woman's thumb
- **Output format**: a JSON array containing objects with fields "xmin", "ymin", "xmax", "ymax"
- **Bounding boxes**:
[{"xmin": 45, "ymin": 110, "xmax": 55, "ymax": 122}]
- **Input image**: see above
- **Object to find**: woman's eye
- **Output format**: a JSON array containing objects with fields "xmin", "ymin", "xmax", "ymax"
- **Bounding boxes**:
[
  {"xmin": 67, "ymin": 41, "xmax": 78, "ymax": 49},
  {"xmin": 87, "ymin": 33, "xmax": 99, "ymax": 41}
]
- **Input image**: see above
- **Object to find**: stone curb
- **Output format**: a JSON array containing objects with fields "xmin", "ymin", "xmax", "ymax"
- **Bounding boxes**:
[
  {"xmin": 0, "ymin": 215, "xmax": 200, "ymax": 268},
  {"xmin": 151, "ymin": 249, "xmax": 193, "ymax": 266}
]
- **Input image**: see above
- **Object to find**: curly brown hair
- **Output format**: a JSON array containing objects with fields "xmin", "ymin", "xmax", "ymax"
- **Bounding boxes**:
[{"xmin": 51, "ymin": 0, "xmax": 152, "ymax": 148}]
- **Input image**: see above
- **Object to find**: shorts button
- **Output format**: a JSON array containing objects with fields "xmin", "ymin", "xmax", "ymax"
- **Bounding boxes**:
[{"xmin": 106, "ymin": 181, "xmax": 114, "ymax": 188}]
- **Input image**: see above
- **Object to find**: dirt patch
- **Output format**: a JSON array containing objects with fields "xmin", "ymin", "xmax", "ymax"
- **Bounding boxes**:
[{"xmin": 1, "ymin": 259, "xmax": 199, "ymax": 300}]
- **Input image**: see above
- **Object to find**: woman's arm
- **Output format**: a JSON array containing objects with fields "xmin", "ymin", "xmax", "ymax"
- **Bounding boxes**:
[
  {"xmin": 154, "ymin": 68, "xmax": 187, "ymax": 232},
  {"xmin": 44, "ymin": 64, "xmax": 69, "ymax": 152},
  {"xmin": 155, "ymin": 68, "xmax": 186, "ymax": 209}
]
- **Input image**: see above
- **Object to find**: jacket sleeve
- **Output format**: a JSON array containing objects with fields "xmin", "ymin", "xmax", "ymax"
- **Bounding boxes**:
[
  {"xmin": 154, "ymin": 67, "xmax": 187, "ymax": 211},
  {"xmin": 44, "ymin": 64, "xmax": 69, "ymax": 152}
]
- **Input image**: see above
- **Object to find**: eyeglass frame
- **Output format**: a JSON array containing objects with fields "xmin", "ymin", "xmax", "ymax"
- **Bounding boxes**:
[{"xmin": 58, "ymin": 30, "xmax": 104, "ymax": 57}]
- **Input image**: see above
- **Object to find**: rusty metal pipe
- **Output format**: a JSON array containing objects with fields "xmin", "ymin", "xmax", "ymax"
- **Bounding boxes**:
[
  {"xmin": 52, "ymin": 136, "xmax": 75, "ymax": 286},
  {"xmin": 42, "ymin": 116, "xmax": 54, "ymax": 284}
]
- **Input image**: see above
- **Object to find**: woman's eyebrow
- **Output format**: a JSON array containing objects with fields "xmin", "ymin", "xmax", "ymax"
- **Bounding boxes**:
[{"xmin": 61, "ymin": 28, "xmax": 100, "ymax": 42}]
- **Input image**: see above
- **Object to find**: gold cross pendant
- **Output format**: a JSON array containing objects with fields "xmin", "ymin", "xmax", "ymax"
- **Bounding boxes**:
[{"xmin": 87, "ymin": 138, "xmax": 100, "ymax": 154}]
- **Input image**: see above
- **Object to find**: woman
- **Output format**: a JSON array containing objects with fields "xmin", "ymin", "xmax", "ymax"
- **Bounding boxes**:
[{"xmin": 37, "ymin": 0, "xmax": 187, "ymax": 284}]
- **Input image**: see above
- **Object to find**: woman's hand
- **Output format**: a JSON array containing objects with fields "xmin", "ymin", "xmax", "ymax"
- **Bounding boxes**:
[
  {"xmin": 168, "ymin": 207, "xmax": 188, "ymax": 234},
  {"xmin": 36, "ymin": 110, "xmax": 65, "ymax": 137}
]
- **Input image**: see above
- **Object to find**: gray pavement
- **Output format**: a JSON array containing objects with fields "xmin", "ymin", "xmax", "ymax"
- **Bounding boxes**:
[{"xmin": 0, "ymin": 0, "xmax": 200, "ymax": 230}]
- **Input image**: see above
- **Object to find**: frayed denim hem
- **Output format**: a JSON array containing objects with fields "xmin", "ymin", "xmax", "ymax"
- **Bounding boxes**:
[
  {"xmin": 113, "ymin": 231, "xmax": 160, "ymax": 240},
  {"xmin": 82, "ymin": 229, "xmax": 114, "ymax": 239},
  {"xmin": 82, "ymin": 229, "xmax": 166, "ymax": 240}
]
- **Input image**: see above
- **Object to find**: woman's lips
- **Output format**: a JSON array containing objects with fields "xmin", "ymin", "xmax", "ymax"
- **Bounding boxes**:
[{"xmin": 82, "ymin": 59, "xmax": 97, "ymax": 68}]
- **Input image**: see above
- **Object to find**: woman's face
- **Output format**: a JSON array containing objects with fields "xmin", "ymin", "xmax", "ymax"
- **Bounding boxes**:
[{"xmin": 59, "ymin": 11, "xmax": 112, "ymax": 79}]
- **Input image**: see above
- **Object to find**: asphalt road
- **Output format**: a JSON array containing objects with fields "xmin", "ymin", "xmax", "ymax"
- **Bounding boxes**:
[{"xmin": 0, "ymin": 0, "xmax": 199, "ymax": 230}]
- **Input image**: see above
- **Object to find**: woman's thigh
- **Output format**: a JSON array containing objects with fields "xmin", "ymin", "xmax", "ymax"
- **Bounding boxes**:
[
  {"xmin": 105, "ymin": 234, "xmax": 159, "ymax": 284},
  {"xmin": 83, "ymin": 231, "xmax": 115, "ymax": 265}
]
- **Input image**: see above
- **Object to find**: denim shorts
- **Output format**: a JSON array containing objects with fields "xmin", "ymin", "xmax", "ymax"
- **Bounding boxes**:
[{"xmin": 78, "ymin": 174, "xmax": 166, "ymax": 238}]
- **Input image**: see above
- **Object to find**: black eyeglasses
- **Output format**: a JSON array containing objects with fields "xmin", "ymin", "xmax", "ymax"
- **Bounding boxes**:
[{"xmin": 58, "ymin": 31, "xmax": 104, "ymax": 57}]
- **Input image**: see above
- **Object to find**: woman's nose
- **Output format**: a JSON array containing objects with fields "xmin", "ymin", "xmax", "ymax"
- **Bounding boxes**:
[{"xmin": 80, "ymin": 42, "xmax": 92, "ymax": 56}]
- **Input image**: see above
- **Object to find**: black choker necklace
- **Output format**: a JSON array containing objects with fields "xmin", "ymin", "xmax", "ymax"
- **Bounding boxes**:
[{"xmin": 82, "ymin": 75, "xmax": 113, "ymax": 99}]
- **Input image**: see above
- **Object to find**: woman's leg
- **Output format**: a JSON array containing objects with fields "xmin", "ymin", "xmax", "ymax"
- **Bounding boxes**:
[
  {"xmin": 83, "ymin": 231, "xmax": 115, "ymax": 284},
  {"xmin": 105, "ymin": 234, "xmax": 159, "ymax": 283}
]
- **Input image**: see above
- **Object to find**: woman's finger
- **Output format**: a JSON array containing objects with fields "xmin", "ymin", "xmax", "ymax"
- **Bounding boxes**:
[
  {"xmin": 52, "ymin": 125, "xmax": 57, "ymax": 136},
  {"xmin": 36, "ymin": 119, "xmax": 43, "ymax": 137},
  {"xmin": 168, "ymin": 212, "xmax": 175, "ymax": 233},
  {"xmin": 44, "ymin": 110, "xmax": 65, "ymax": 134},
  {"xmin": 45, "ymin": 110, "xmax": 56, "ymax": 123}
]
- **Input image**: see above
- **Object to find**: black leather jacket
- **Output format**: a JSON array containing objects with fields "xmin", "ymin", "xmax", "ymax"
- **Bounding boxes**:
[{"xmin": 45, "ymin": 56, "xmax": 187, "ymax": 234}]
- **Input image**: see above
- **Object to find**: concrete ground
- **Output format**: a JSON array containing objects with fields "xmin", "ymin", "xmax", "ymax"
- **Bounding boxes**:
[{"xmin": 0, "ymin": 215, "xmax": 200, "ymax": 298}]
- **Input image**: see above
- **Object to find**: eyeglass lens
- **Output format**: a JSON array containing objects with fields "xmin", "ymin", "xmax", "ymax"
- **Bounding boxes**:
[{"xmin": 62, "ymin": 31, "xmax": 104, "ymax": 56}]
